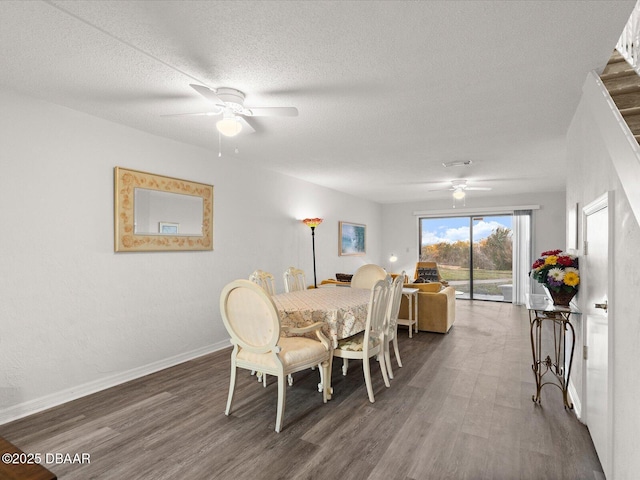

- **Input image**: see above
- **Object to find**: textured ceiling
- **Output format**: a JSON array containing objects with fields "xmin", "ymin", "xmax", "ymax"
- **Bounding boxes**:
[{"xmin": 0, "ymin": 0, "xmax": 635, "ymax": 203}]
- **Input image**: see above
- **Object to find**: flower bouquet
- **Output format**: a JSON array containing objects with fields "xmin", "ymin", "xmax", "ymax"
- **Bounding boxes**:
[{"xmin": 530, "ymin": 249, "xmax": 580, "ymax": 306}]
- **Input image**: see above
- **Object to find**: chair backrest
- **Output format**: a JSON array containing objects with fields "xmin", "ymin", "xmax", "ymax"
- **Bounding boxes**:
[
  {"xmin": 393, "ymin": 272, "xmax": 408, "ymax": 284},
  {"xmin": 386, "ymin": 271, "xmax": 406, "ymax": 335},
  {"xmin": 363, "ymin": 276, "xmax": 392, "ymax": 352},
  {"xmin": 351, "ymin": 264, "xmax": 387, "ymax": 289},
  {"xmin": 283, "ymin": 267, "xmax": 306, "ymax": 293},
  {"xmin": 249, "ymin": 269, "xmax": 276, "ymax": 296},
  {"xmin": 220, "ymin": 279, "xmax": 280, "ymax": 354}
]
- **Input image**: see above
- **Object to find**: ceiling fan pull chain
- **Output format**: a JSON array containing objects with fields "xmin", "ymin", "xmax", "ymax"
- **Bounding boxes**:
[{"xmin": 218, "ymin": 130, "xmax": 222, "ymax": 158}]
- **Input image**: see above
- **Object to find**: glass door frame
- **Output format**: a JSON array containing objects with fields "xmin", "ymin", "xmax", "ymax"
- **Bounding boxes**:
[{"xmin": 418, "ymin": 213, "xmax": 514, "ymax": 302}]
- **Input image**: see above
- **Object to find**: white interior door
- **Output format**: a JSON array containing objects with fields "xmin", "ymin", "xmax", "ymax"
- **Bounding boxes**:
[{"xmin": 583, "ymin": 194, "xmax": 610, "ymax": 477}]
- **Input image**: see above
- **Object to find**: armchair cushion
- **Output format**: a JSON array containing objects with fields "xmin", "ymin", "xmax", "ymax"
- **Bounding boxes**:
[
  {"xmin": 416, "ymin": 267, "xmax": 439, "ymax": 283},
  {"xmin": 336, "ymin": 331, "xmax": 381, "ymax": 352},
  {"xmin": 237, "ymin": 336, "xmax": 330, "ymax": 371},
  {"xmin": 413, "ymin": 262, "xmax": 449, "ymax": 286}
]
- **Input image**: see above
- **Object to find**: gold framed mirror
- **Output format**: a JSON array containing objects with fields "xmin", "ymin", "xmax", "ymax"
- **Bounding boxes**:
[{"xmin": 114, "ymin": 167, "xmax": 213, "ymax": 252}]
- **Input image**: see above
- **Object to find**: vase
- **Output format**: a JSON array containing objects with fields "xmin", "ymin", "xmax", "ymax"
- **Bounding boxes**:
[{"xmin": 548, "ymin": 289, "xmax": 576, "ymax": 306}]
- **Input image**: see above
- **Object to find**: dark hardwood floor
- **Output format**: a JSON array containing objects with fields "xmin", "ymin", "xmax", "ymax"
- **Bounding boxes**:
[{"xmin": 1, "ymin": 301, "xmax": 603, "ymax": 479}]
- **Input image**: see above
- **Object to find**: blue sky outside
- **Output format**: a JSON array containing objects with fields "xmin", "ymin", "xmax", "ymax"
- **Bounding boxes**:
[{"xmin": 421, "ymin": 215, "xmax": 513, "ymax": 245}]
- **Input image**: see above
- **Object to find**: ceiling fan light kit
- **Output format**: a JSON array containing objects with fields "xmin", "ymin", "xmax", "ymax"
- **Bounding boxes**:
[
  {"xmin": 452, "ymin": 188, "xmax": 466, "ymax": 200},
  {"xmin": 216, "ymin": 113, "xmax": 242, "ymax": 137}
]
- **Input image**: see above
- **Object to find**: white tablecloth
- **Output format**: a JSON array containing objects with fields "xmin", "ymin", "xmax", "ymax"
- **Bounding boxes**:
[{"xmin": 272, "ymin": 287, "xmax": 371, "ymax": 347}]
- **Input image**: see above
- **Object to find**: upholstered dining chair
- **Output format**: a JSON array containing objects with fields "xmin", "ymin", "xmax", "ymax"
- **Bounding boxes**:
[
  {"xmin": 283, "ymin": 267, "xmax": 306, "ymax": 292},
  {"xmin": 220, "ymin": 279, "xmax": 332, "ymax": 433},
  {"xmin": 333, "ymin": 276, "xmax": 391, "ymax": 403},
  {"xmin": 350, "ymin": 264, "xmax": 387, "ymax": 289},
  {"xmin": 384, "ymin": 271, "xmax": 406, "ymax": 380},
  {"xmin": 249, "ymin": 269, "xmax": 276, "ymax": 296}
]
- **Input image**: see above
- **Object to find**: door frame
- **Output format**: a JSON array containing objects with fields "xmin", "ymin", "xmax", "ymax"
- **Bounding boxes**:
[{"xmin": 581, "ymin": 191, "xmax": 615, "ymax": 478}]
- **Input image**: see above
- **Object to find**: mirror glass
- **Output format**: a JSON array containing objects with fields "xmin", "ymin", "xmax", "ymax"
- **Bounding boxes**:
[
  {"xmin": 114, "ymin": 167, "xmax": 214, "ymax": 252},
  {"xmin": 134, "ymin": 189, "xmax": 204, "ymax": 236}
]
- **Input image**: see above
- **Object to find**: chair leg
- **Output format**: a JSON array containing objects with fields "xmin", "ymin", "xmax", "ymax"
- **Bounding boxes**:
[
  {"xmin": 393, "ymin": 335, "xmax": 403, "ymax": 368},
  {"xmin": 342, "ymin": 358, "xmax": 349, "ymax": 376},
  {"xmin": 328, "ymin": 355, "xmax": 335, "ymax": 397},
  {"xmin": 385, "ymin": 342, "xmax": 394, "ymax": 381},
  {"xmin": 320, "ymin": 359, "xmax": 332, "ymax": 402},
  {"xmin": 363, "ymin": 357, "xmax": 375, "ymax": 403},
  {"xmin": 318, "ymin": 362, "xmax": 324, "ymax": 393},
  {"xmin": 225, "ymin": 363, "xmax": 237, "ymax": 416},
  {"xmin": 378, "ymin": 351, "xmax": 390, "ymax": 388},
  {"xmin": 275, "ymin": 373, "xmax": 287, "ymax": 433}
]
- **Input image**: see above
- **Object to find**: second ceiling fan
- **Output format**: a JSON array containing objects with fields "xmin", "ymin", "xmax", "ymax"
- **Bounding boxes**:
[{"xmin": 429, "ymin": 180, "xmax": 492, "ymax": 199}]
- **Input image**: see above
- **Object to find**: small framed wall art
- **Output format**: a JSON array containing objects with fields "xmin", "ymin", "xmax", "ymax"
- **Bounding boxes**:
[{"xmin": 339, "ymin": 221, "xmax": 366, "ymax": 256}]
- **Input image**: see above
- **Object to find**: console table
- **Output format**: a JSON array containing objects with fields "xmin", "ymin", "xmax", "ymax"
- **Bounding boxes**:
[{"xmin": 525, "ymin": 294, "xmax": 580, "ymax": 409}]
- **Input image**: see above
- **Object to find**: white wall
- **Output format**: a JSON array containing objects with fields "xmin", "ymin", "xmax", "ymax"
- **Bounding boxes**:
[
  {"xmin": 380, "ymin": 192, "xmax": 566, "ymax": 278},
  {"xmin": 567, "ymin": 75, "xmax": 640, "ymax": 479},
  {"xmin": 0, "ymin": 89, "xmax": 382, "ymax": 423}
]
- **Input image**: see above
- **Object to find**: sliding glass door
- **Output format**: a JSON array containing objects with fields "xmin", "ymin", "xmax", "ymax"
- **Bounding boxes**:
[{"xmin": 420, "ymin": 214, "xmax": 513, "ymax": 301}]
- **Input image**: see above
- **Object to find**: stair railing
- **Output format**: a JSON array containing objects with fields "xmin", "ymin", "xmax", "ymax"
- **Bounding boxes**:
[{"xmin": 617, "ymin": 1, "xmax": 640, "ymax": 73}]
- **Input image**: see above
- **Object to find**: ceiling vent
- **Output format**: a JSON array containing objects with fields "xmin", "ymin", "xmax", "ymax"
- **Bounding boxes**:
[{"xmin": 442, "ymin": 160, "xmax": 473, "ymax": 168}]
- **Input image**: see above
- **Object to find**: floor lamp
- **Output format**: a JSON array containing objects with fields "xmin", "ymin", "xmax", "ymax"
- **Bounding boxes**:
[{"xmin": 302, "ymin": 218, "xmax": 323, "ymax": 288}]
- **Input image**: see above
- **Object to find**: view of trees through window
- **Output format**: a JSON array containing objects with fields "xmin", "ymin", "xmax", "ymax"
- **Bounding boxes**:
[{"xmin": 419, "ymin": 215, "xmax": 513, "ymax": 300}]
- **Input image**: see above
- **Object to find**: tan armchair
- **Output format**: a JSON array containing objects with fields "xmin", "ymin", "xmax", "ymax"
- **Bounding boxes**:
[{"xmin": 399, "ymin": 282, "xmax": 456, "ymax": 333}]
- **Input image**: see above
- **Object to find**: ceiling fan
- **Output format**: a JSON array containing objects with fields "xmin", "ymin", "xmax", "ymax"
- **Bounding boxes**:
[
  {"xmin": 162, "ymin": 84, "xmax": 298, "ymax": 137},
  {"xmin": 429, "ymin": 180, "xmax": 492, "ymax": 199}
]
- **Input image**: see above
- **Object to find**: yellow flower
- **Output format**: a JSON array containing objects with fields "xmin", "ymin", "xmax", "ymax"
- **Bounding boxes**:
[
  {"xmin": 564, "ymin": 271, "xmax": 580, "ymax": 287},
  {"xmin": 544, "ymin": 255, "xmax": 558, "ymax": 266}
]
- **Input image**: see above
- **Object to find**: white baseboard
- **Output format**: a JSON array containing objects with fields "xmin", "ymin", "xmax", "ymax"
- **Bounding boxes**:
[
  {"xmin": 568, "ymin": 379, "xmax": 583, "ymax": 421},
  {"xmin": 0, "ymin": 340, "xmax": 230, "ymax": 426}
]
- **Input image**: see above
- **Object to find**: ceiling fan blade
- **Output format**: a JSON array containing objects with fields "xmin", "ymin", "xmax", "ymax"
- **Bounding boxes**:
[
  {"xmin": 240, "ymin": 115, "xmax": 263, "ymax": 134},
  {"xmin": 245, "ymin": 107, "xmax": 298, "ymax": 117},
  {"xmin": 161, "ymin": 110, "xmax": 222, "ymax": 118},
  {"xmin": 190, "ymin": 84, "xmax": 224, "ymax": 105},
  {"xmin": 466, "ymin": 187, "xmax": 493, "ymax": 191},
  {"xmin": 236, "ymin": 116, "xmax": 255, "ymax": 135}
]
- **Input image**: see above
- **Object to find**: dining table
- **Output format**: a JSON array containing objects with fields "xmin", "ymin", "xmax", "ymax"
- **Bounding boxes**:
[{"xmin": 272, "ymin": 285, "xmax": 371, "ymax": 348}]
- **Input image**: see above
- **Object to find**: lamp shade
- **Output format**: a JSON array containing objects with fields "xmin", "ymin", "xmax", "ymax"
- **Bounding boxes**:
[
  {"xmin": 216, "ymin": 116, "xmax": 242, "ymax": 137},
  {"xmin": 302, "ymin": 218, "xmax": 323, "ymax": 228}
]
